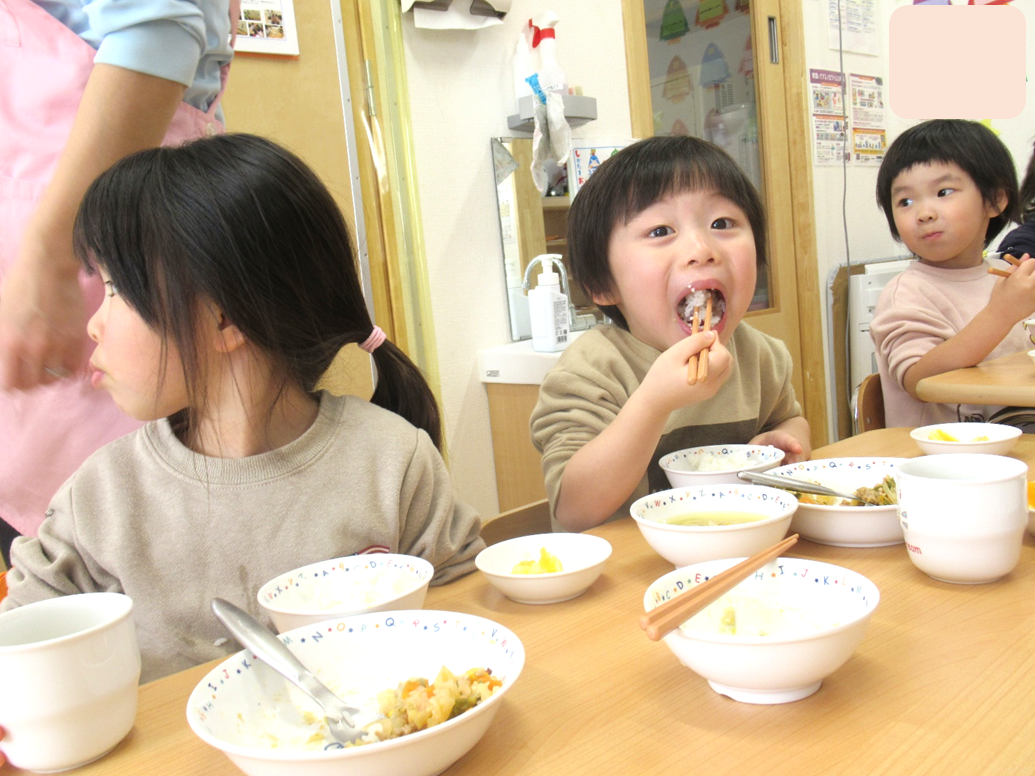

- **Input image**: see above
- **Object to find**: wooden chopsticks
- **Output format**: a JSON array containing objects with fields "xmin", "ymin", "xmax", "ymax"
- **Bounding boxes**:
[
  {"xmin": 988, "ymin": 253, "xmax": 1022, "ymax": 279},
  {"xmin": 639, "ymin": 533, "xmax": 799, "ymax": 642},
  {"xmin": 687, "ymin": 296, "xmax": 713, "ymax": 386}
]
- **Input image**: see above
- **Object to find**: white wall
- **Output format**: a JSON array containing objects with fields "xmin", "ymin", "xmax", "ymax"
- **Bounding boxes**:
[
  {"xmin": 800, "ymin": 0, "xmax": 1035, "ymax": 435},
  {"xmin": 401, "ymin": 3, "xmax": 632, "ymax": 518}
]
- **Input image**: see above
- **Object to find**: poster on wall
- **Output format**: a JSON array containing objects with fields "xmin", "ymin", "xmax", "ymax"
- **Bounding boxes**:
[
  {"xmin": 827, "ymin": 0, "xmax": 878, "ymax": 56},
  {"xmin": 849, "ymin": 73, "xmax": 887, "ymax": 165},
  {"xmin": 567, "ymin": 141, "xmax": 637, "ymax": 199},
  {"xmin": 809, "ymin": 69, "xmax": 848, "ymax": 166},
  {"xmin": 235, "ymin": 0, "xmax": 299, "ymax": 56}
]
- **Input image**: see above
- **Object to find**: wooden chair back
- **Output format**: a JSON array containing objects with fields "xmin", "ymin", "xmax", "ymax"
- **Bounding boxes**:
[
  {"xmin": 854, "ymin": 372, "xmax": 885, "ymax": 433},
  {"xmin": 480, "ymin": 499, "xmax": 552, "ymax": 546}
]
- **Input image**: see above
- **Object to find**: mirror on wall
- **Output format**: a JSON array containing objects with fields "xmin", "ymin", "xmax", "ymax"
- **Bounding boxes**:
[{"xmin": 492, "ymin": 137, "xmax": 604, "ymax": 342}]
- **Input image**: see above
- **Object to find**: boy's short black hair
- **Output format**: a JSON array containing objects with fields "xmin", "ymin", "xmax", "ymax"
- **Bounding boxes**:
[
  {"xmin": 875, "ymin": 119, "xmax": 1019, "ymax": 246},
  {"xmin": 566, "ymin": 136, "xmax": 766, "ymax": 330}
]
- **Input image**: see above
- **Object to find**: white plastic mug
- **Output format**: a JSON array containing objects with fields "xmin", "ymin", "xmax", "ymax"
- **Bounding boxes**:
[
  {"xmin": 896, "ymin": 454, "xmax": 1027, "ymax": 584},
  {"xmin": 0, "ymin": 593, "xmax": 141, "ymax": 773},
  {"xmin": 1023, "ymin": 318, "xmax": 1035, "ymax": 347}
]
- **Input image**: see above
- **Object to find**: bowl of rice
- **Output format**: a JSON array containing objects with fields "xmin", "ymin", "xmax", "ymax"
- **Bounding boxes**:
[
  {"xmin": 258, "ymin": 554, "xmax": 434, "ymax": 633},
  {"xmin": 660, "ymin": 445, "xmax": 785, "ymax": 488},
  {"xmin": 187, "ymin": 609, "xmax": 523, "ymax": 776}
]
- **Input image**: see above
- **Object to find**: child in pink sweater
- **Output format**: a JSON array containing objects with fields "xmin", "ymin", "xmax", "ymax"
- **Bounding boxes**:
[{"xmin": 870, "ymin": 120, "xmax": 1033, "ymax": 427}]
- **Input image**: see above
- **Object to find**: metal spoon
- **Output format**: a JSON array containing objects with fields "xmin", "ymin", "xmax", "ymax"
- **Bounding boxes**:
[
  {"xmin": 211, "ymin": 598, "xmax": 373, "ymax": 745},
  {"xmin": 737, "ymin": 470, "xmax": 880, "ymax": 506}
]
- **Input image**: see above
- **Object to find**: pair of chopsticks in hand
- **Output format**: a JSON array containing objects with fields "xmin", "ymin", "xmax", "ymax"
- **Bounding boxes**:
[
  {"xmin": 639, "ymin": 534, "xmax": 799, "ymax": 642},
  {"xmin": 988, "ymin": 252, "xmax": 1024, "ymax": 278},
  {"xmin": 688, "ymin": 296, "xmax": 712, "ymax": 385}
]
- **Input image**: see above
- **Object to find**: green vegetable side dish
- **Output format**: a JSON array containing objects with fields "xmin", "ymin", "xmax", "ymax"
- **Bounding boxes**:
[{"xmin": 793, "ymin": 475, "xmax": 898, "ymax": 507}]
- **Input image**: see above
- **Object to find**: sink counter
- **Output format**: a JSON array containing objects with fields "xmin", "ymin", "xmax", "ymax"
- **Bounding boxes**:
[{"xmin": 477, "ymin": 330, "xmax": 584, "ymax": 385}]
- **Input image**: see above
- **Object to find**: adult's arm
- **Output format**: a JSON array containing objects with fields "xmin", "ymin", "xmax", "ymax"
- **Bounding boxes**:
[{"xmin": 0, "ymin": 64, "xmax": 186, "ymax": 390}]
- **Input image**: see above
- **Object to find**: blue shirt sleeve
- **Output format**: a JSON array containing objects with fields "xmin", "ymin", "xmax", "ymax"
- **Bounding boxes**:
[{"xmin": 34, "ymin": 1, "xmax": 232, "ymax": 111}]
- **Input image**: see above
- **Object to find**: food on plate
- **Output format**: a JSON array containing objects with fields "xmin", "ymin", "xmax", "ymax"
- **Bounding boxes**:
[
  {"xmin": 662, "ymin": 511, "xmax": 766, "ymax": 527},
  {"xmin": 680, "ymin": 593, "xmax": 842, "ymax": 637},
  {"xmin": 511, "ymin": 547, "xmax": 563, "ymax": 575},
  {"xmin": 1028, "ymin": 481, "xmax": 1035, "ymax": 510},
  {"xmin": 794, "ymin": 475, "xmax": 897, "ymax": 507},
  {"xmin": 352, "ymin": 666, "xmax": 502, "ymax": 746},
  {"xmin": 928, "ymin": 429, "xmax": 989, "ymax": 442}
]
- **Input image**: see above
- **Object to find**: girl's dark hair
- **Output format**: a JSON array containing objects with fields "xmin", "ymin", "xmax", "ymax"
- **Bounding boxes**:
[
  {"xmin": 875, "ymin": 119, "xmax": 1020, "ymax": 246},
  {"xmin": 1020, "ymin": 141, "xmax": 1035, "ymax": 222},
  {"xmin": 566, "ymin": 135, "xmax": 766, "ymax": 330},
  {"xmin": 73, "ymin": 133, "xmax": 441, "ymax": 448}
]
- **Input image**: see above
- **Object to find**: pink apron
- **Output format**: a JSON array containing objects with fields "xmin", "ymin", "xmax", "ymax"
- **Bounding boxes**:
[{"xmin": 0, "ymin": 0, "xmax": 235, "ymax": 536}]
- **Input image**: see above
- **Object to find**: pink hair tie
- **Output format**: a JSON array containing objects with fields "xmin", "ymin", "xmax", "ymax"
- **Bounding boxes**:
[{"xmin": 359, "ymin": 325, "xmax": 387, "ymax": 353}]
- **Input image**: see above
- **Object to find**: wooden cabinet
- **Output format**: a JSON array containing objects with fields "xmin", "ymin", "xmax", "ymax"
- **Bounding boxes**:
[{"xmin": 486, "ymin": 383, "xmax": 548, "ymax": 512}]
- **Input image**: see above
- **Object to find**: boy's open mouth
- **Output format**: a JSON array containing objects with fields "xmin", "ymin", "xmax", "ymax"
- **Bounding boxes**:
[{"xmin": 677, "ymin": 287, "xmax": 727, "ymax": 330}]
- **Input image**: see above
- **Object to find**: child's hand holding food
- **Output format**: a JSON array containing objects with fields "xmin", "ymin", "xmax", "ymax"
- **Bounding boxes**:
[
  {"xmin": 640, "ymin": 331, "xmax": 731, "ymax": 415},
  {"xmin": 989, "ymin": 253, "xmax": 1035, "ymax": 323}
]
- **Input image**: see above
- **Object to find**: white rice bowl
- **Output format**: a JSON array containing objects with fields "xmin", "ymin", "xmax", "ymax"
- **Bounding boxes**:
[
  {"xmin": 660, "ymin": 445, "xmax": 785, "ymax": 488},
  {"xmin": 258, "ymin": 555, "xmax": 433, "ymax": 633}
]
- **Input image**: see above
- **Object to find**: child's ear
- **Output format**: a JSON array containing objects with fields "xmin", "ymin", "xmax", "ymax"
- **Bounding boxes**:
[
  {"xmin": 590, "ymin": 288, "xmax": 621, "ymax": 306},
  {"xmin": 208, "ymin": 306, "xmax": 246, "ymax": 354},
  {"xmin": 989, "ymin": 189, "xmax": 1009, "ymax": 217}
]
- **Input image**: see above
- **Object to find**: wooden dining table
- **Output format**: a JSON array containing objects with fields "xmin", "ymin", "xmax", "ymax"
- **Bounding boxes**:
[
  {"xmin": 915, "ymin": 350, "xmax": 1035, "ymax": 407},
  {"xmin": 11, "ymin": 427, "xmax": 1035, "ymax": 775}
]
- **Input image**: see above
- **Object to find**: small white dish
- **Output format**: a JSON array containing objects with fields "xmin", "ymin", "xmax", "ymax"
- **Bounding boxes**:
[
  {"xmin": 910, "ymin": 423, "xmax": 1021, "ymax": 456},
  {"xmin": 765, "ymin": 458, "xmax": 905, "ymax": 548},
  {"xmin": 475, "ymin": 533, "xmax": 611, "ymax": 604},
  {"xmin": 644, "ymin": 557, "xmax": 879, "ymax": 705},
  {"xmin": 258, "ymin": 554, "xmax": 433, "ymax": 633},
  {"xmin": 659, "ymin": 444, "xmax": 785, "ymax": 488},
  {"xmin": 630, "ymin": 485, "xmax": 797, "ymax": 567}
]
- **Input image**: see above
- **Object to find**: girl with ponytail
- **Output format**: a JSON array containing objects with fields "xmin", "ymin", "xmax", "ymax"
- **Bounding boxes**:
[{"xmin": 1, "ymin": 134, "xmax": 483, "ymax": 683}]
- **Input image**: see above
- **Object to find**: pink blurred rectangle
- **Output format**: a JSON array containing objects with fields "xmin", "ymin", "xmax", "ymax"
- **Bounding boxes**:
[{"xmin": 889, "ymin": 5, "xmax": 1025, "ymax": 119}]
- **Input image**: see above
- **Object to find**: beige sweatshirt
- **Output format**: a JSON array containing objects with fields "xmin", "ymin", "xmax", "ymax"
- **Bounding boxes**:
[
  {"xmin": 531, "ymin": 324, "xmax": 801, "ymax": 525},
  {"xmin": 2, "ymin": 392, "xmax": 484, "ymax": 682}
]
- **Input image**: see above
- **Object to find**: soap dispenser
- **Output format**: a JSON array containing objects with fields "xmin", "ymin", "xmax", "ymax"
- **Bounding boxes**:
[{"xmin": 527, "ymin": 254, "xmax": 570, "ymax": 353}]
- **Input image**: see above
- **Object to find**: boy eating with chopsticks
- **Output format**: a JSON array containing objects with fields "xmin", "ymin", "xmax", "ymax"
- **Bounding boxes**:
[
  {"xmin": 870, "ymin": 119, "xmax": 1033, "ymax": 427},
  {"xmin": 530, "ymin": 136, "xmax": 810, "ymax": 531}
]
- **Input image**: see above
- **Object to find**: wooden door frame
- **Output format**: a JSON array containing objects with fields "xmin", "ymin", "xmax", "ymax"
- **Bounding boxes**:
[
  {"xmin": 337, "ymin": 0, "xmax": 442, "ymax": 399},
  {"xmin": 621, "ymin": 0, "xmax": 829, "ymax": 446}
]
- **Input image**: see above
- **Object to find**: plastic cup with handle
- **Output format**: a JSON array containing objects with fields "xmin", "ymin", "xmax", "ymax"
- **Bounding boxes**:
[
  {"xmin": 0, "ymin": 593, "xmax": 141, "ymax": 773},
  {"xmin": 896, "ymin": 454, "xmax": 1027, "ymax": 584}
]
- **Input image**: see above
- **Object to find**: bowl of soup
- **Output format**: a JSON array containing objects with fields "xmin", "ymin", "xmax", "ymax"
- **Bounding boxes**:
[{"xmin": 629, "ymin": 485, "xmax": 797, "ymax": 567}]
